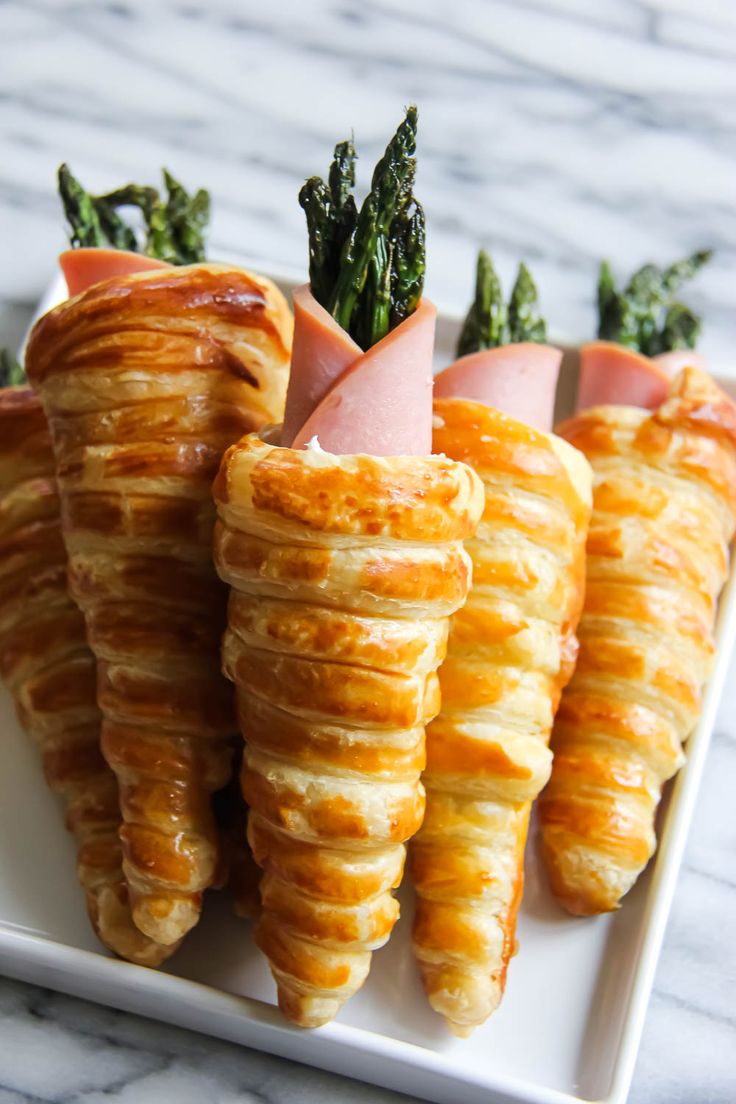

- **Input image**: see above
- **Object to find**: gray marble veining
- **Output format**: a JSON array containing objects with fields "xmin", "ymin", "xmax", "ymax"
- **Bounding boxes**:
[{"xmin": 1, "ymin": 1, "xmax": 735, "ymax": 1102}]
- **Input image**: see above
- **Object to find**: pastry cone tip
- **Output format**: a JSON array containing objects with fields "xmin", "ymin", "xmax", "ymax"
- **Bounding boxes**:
[
  {"xmin": 543, "ymin": 839, "xmax": 634, "ymax": 915},
  {"xmin": 130, "ymin": 890, "xmax": 202, "ymax": 946},
  {"xmin": 88, "ymin": 887, "xmax": 180, "ymax": 967},
  {"xmin": 275, "ymin": 983, "xmax": 343, "ymax": 1029},
  {"xmin": 419, "ymin": 961, "xmax": 503, "ymax": 1036}
]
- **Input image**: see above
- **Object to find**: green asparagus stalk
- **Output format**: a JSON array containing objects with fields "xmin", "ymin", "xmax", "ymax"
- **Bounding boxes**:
[
  {"xmin": 389, "ymin": 188, "xmax": 425, "ymax": 330},
  {"xmin": 596, "ymin": 250, "xmax": 711, "ymax": 354},
  {"xmin": 299, "ymin": 177, "xmax": 335, "ymax": 307},
  {"xmin": 660, "ymin": 302, "xmax": 702, "ymax": 351},
  {"xmin": 456, "ymin": 250, "xmax": 505, "ymax": 357},
  {"xmin": 58, "ymin": 164, "xmax": 127, "ymax": 249},
  {"xmin": 0, "ymin": 349, "xmax": 26, "ymax": 388},
  {"xmin": 456, "ymin": 250, "xmax": 547, "ymax": 357},
  {"xmin": 300, "ymin": 138, "xmax": 357, "ymax": 308},
  {"xmin": 299, "ymin": 107, "xmax": 425, "ymax": 350},
  {"xmin": 507, "ymin": 262, "xmax": 547, "ymax": 344},
  {"xmin": 149, "ymin": 170, "xmax": 210, "ymax": 264},
  {"xmin": 97, "ymin": 183, "xmax": 158, "ymax": 254}
]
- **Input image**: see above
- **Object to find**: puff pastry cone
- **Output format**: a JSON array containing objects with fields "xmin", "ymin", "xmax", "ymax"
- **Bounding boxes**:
[
  {"xmin": 25, "ymin": 261, "xmax": 292, "ymax": 945},
  {"xmin": 539, "ymin": 353, "xmax": 736, "ymax": 916},
  {"xmin": 0, "ymin": 385, "xmax": 173, "ymax": 965},
  {"xmin": 212, "ymin": 279, "xmax": 484, "ymax": 1028},
  {"xmin": 408, "ymin": 340, "xmax": 593, "ymax": 1036}
]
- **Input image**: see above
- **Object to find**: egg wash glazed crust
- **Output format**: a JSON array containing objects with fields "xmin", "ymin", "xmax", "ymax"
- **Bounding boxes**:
[
  {"xmin": 214, "ymin": 434, "xmax": 483, "ymax": 1027},
  {"xmin": 540, "ymin": 367, "xmax": 736, "ymax": 915},
  {"xmin": 0, "ymin": 385, "xmax": 173, "ymax": 964},
  {"xmin": 25, "ymin": 262, "xmax": 292, "ymax": 946}
]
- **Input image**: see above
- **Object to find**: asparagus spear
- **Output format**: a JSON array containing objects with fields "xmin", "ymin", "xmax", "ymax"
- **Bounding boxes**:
[
  {"xmin": 299, "ymin": 106, "xmax": 425, "ymax": 350},
  {"xmin": 660, "ymin": 302, "xmax": 702, "ymax": 351},
  {"xmin": 507, "ymin": 262, "xmax": 547, "ymax": 344},
  {"xmin": 59, "ymin": 163, "xmax": 126, "ymax": 249},
  {"xmin": 456, "ymin": 250, "xmax": 547, "ymax": 356},
  {"xmin": 328, "ymin": 139, "xmax": 358, "ymax": 269},
  {"xmin": 389, "ymin": 181, "xmax": 425, "ymax": 330},
  {"xmin": 153, "ymin": 170, "xmax": 210, "ymax": 263},
  {"xmin": 300, "ymin": 139, "xmax": 357, "ymax": 308},
  {"xmin": 0, "ymin": 350, "xmax": 25, "ymax": 387},
  {"xmin": 299, "ymin": 177, "xmax": 334, "ymax": 308},
  {"xmin": 596, "ymin": 250, "xmax": 712, "ymax": 354},
  {"xmin": 456, "ymin": 249, "xmax": 505, "ymax": 357}
]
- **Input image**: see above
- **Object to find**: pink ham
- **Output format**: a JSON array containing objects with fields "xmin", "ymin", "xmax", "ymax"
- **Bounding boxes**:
[
  {"xmin": 59, "ymin": 248, "xmax": 171, "ymax": 297},
  {"xmin": 577, "ymin": 341, "xmax": 673, "ymax": 412},
  {"xmin": 433, "ymin": 343, "xmax": 562, "ymax": 432},
  {"xmin": 652, "ymin": 349, "xmax": 707, "ymax": 376},
  {"xmin": 281, "ymin": 285, "xmax": 362, "ymax": 447},
  {"xmin": 290, "ymin": 297, "xmax": 436, "ymax": 456}
]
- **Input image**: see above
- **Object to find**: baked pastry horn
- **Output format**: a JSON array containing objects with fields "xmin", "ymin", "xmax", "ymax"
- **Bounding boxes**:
[
  {"xmin": 26, "ymin": 259, "xmax": 292, "ymax": 945},
  {"xmin": 0, "ymin": 379, "xmax": 174, "ymax": 965},
  {"xmin": 214, "ymin": 434, "xmax": 482, "ymax": 1027},
  {"xmin": 214, "ymin": 110, "xmax": 484, "ymax": 1027},
  {"xmin": 540, "ymin": 352, "xmax": 736, "ymax": 915},
  {"xmin": 410, "ymin": 252, "xmax": 593, "ymax": 1035}
]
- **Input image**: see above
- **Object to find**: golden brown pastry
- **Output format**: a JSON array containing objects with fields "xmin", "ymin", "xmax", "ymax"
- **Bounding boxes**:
[
  {"xmin": 0, "ymin": 385, "xmax": 173, "ymax": 965},
  {"xmin": 212, "ymin": 434, "xmax": 483, "ymax": 1027},
  {"xmin": 539, "ymin": 367, "xmax": 736, "ymax": 915},
  {"xmin": 25, "ymin": 264, "xmax": 292, "ymax": 945},
  {"xmin": 409, "ymin": 399, "xmax": 592, "ymax": 1035}
]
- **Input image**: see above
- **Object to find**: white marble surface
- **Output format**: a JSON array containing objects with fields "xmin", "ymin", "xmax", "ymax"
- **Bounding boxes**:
[{"xmin": 0, "ymin": 0, "xmax": 735, "ymax": 1101}]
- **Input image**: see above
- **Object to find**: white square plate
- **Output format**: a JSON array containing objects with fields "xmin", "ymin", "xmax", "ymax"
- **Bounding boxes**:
[{"xmin": 2, "ymin": 267, "xmax": 734, "ymax": 1104}]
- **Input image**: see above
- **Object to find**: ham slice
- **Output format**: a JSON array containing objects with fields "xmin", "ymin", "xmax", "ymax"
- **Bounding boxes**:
[
  {"xmin": 281, "ymin": 285, "xmax": 362, "ymax": 447},
  {"xmin": 652, "ymin": 349, "xmax": 708, "ymax": 376},
  {"xmin": 290, "ymin": 297, "xmax": 436, "ymax": 456},
  {"xmin": 577, "ymin": 341, "xmax": 670, "ymax": 412},
  {"xmin": 433, "ymin": 343, "xmax": 562, "ymax": 432},
  {"xmin": 60, "ymin": 248, "xmax": 171, "ymax": 297}
]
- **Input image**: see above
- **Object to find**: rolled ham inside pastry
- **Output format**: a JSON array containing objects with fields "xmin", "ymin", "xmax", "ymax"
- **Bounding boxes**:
[
  {"xmin": 410, "ymin": 343, "xmax": 592, "ymax": 1035},
  {"xmin": 283, "ymin": 285, "xmax": 435, "ymax": 455},
  {"xmin": 25, "ymin": 262, "xmax": 292, "ymax": 945},
  {"xmin": 576, "ymin": 340, "xmax": 708, "ymax": 413},
  {"xmin": 0, "ymin": 386, "xmax": 174, "ymax": 965},
  {"xmin": 540, "ymin": 367, "xmax": 736, "ymax": 914}
]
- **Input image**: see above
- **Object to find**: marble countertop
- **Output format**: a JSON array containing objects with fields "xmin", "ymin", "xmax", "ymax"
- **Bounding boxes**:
[{"xmin": 1, "ymin": 1, "xmax": 735, "ymax": 1101}]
